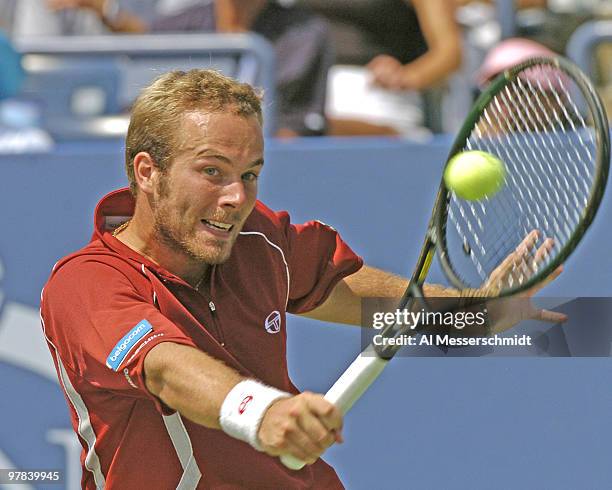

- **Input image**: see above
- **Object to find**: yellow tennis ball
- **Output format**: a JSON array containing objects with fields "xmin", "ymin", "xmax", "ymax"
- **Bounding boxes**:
[{"xmin": 444, "ymin": 150, "xmax": 506, "ymax": 200}]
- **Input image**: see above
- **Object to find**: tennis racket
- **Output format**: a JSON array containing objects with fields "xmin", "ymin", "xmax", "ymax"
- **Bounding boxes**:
[{"xmin": 281, "ymin": 56, "xmax": 610, "ymax": 470}]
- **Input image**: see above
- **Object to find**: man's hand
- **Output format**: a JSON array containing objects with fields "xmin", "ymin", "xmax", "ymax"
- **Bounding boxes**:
[
  {"xmin": 258, "ymin": 392, "xmax": 343, "ymax": 465},
  {"xmin": 480, "ymin": 230, "xmax": 567, "ymax": 332}
]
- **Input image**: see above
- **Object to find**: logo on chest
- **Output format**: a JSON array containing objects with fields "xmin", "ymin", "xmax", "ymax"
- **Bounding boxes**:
[{"xmin": 264, "ymin": 310, "xmax": 282, "ymax": 334}]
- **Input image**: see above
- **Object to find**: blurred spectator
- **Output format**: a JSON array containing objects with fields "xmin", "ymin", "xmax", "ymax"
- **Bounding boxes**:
[
  {"xmin": 0, "ymin": 32, "xmax": 53, "ymax": 152},
  {"xmin": 476, "ymin": 37, "xmax": 556, "ymax": 88},
  {"xmin": 456, "ymin": 0, "xmax": 609, "ymax": 54},
  {"xmin": 474, "ymin": 37, "xmax": 561, "ymax": 135},
  {"xmin": 301, "ymin": 0, "xmax": 461, "ymax": 89},
  {"xmin": 299, "ymin": 0, "xmax": 463, "ymax": 136},
  {"xmin": 45, "ymin": 0, "xmax": 334, "ymax": 137},
  {"xmin": 454, "ymin": 0, "xmax": 547, "ymax": 8},
  {"xmin": 0, "ymin": 31, "xmax": 23, "ymax": 99},
  {"xmin": 0, "ymin": 0, "xmax": 159, "ymax": 37},
  {"xmin": 44, "ymin": 0, "xmax": 165, "ymax": 33}
]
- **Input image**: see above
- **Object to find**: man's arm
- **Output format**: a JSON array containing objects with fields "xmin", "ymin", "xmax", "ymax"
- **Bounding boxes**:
[
  {"xmin": 300, "ymin": 263, "xmax": 565, "ymax": 329},
  {"xmin": 144, "ymin": 341, "xmax": 241, "ymax": 428},
  {"xmin": 301, "ymin": 265, "xmax": 458, "ymax": 325},
  {"xmin": 144, "ymin": 342, "xmax": 343, "ymax": 464}
]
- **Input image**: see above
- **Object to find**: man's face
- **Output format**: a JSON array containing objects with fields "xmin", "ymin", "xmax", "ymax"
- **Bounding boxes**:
[{"xmin": 152, "ymin": 110, "xmax": 264, "ymax": 265}]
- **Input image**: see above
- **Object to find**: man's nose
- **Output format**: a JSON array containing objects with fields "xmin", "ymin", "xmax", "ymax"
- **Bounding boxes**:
[{"xmin": 219, "ymin": 180, "xmax": 247, "ymax": 209}]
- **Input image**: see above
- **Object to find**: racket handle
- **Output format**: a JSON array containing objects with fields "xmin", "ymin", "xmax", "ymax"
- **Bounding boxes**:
[{"xmin": 281, "ymin": 350, "xmax": 388, "ymax": 470}]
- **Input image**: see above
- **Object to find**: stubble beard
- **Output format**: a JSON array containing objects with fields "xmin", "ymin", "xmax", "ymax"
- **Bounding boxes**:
[
  {"xmin": 152, "ymin": 176, "xmax": 237, "ymax": 266},
  {"xmin": 153, "ymin": 206, "xmax": 237, "ymax": 266}
]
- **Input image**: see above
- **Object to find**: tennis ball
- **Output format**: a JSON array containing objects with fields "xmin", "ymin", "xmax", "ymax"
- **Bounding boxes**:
[{"xmin": 444, "ymin": 150, "xmax": 505, "ymax": 201}]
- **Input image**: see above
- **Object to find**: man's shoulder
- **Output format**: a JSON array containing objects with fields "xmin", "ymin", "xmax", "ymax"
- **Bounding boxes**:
[
  {"xmin": 45, "ymin": 239, "xmax": 143, "ymax": 291},
  {"xmin": 237, "ymin": 201, "xmax": 294, "ymax": 253},
  {"xmin": 246, "ymin": 201, "xmax": 290, "ymax": 232}
]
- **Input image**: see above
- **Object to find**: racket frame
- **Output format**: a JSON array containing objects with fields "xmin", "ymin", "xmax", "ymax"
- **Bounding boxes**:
[{"xmin": 436, "ymin": 56, "xmax": 610, "ymax": 297}]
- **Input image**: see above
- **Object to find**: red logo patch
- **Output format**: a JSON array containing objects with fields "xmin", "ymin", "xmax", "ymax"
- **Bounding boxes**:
[{"xmin": 238, "ymin": 395, "xmax": 254, "ymax": 414}]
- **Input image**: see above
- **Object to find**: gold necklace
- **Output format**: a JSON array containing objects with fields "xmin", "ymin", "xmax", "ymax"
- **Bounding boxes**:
[
  {"xmin": 112, "ymin": 221, "xmax": 207, "ymax": 291},
  {"xmin": 112, "ymin": 220, "xmax": 131, "ymax": 237}
]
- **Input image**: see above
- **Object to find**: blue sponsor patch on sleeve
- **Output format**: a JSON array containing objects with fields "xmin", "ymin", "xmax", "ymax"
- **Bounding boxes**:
[{"xmin": 106, "ymin": 319, "xmax": 153, "ymax": 371}]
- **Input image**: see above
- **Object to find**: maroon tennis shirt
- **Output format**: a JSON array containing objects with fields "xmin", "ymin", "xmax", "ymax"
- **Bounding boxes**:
[{"xmin": 41, "ymin": 188, "xmax": 363, "ymax": 489}]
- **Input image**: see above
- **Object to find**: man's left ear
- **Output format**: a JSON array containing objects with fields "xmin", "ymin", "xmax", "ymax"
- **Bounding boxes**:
[{"xmin": 133, "ymin": 152, "xmax": 158, "ymax": 195}]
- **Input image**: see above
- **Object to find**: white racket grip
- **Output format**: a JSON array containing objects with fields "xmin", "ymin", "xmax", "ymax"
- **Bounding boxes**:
[
  {"xmin": 281, "ymin": 350, "xmax": 389, "ymax": 470},
  {"xmin": 324, "ymin": 351, "xmax": 389, "ymax": 414}
]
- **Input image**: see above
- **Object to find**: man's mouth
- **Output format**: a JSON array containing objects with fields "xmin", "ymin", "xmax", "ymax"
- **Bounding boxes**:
[{"xmin": 202, "ymin": 219, "xmax": 234, "ymax": 232}]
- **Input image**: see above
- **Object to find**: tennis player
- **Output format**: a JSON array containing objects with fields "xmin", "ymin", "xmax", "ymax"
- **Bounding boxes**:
[{"xmin": 40, "ymin": 69, "xmax": 564, "ymax": 489}]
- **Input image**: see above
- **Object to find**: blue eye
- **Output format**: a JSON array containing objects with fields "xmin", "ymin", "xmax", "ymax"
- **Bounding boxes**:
[
  {"xmin": 242, "ymin": 172, "xmax": 259, "ymax": 182},
  {"xmin": 203, "ymin": 167, "xmax": 219, "ymax": 176}
]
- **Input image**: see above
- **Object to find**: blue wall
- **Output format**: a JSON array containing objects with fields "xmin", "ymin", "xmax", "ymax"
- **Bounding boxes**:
[{"xmin": 1, "ymin": 136, "xmax": 612, "ymax": 489}]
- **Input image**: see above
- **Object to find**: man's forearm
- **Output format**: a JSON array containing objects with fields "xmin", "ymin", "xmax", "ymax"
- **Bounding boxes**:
[
  {"xmin": 344, "ymin": 265, "xmax": 460, "ymax": 298},
  {"xmin": 301, "ymin": 265, "xmax": 459, "ymax": 326},
  {"xmin": 144, "ymin": 341, "xmax": 342, "ymax": 463},
  {"xmin": 144, "ymin": 341, "xmax": 242, "ymax": 428}
]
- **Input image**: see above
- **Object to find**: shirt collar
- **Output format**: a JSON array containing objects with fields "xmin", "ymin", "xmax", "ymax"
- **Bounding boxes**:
[{"xmin": 92, "ymin": 187, "xmax": 183, "ymax": 282}]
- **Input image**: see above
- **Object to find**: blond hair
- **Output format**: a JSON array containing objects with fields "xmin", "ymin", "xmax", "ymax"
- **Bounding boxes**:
[{"xmin": 125, "ymin": 69, "xmax": 263, "ymax": 194}]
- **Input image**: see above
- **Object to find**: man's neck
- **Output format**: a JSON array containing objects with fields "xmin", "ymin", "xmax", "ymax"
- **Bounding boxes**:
[{"xmin": 114, "ymin": 219, "xmax": 208, "ymax": 288}]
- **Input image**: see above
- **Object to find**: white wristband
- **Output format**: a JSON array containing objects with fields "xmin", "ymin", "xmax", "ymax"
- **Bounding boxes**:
[{"xmin": 219, "ymin": 379, "xmax": 291, "ymax": 451}]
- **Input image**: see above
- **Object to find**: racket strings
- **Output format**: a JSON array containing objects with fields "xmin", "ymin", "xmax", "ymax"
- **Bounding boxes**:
[
  {"xmin": 466, "ymin": 88, "xmax": 584, "ymax": 284},
  {"xmin": 521, "ymin": 75, "xmax": 597, "ymax": 220},
  {"xmin": 526, "ymin": 79, "xmax": 595, "ymax": 202},
  {"xmin": 458, "ymin": 99, "xmax": 549, "ymax": 280},
  {"xmin": 446, "ymin": 63, "xmax": 598, "ymax": 292},
  {"xmin": 478, "ymin": 105, "xmax": 572, "ymax": 287},
  {"xmin": 502, "ymin": 82, "xmax": 580, "ymax": 242}
]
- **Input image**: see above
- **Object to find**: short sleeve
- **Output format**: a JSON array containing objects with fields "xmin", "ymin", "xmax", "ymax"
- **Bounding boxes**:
[
  {"xmin": 41, "ymin": 257, "xmax": 196, "ymax": 413},
  {"xmin": 281, "ymin": 217, "xmax": 363, "ymax": 314}
]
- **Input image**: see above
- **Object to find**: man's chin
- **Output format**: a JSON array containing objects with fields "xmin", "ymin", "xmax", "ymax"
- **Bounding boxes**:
[
  {"xmin": 200, "ymin": 250, "xmax": 232, "ymax": 265},
  {"xmin": 191, "ymin": 241, "xmax": 235, "ymax": 265}
]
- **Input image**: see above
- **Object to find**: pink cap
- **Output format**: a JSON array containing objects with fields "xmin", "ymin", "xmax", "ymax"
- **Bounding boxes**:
[{"xmin": 477, "ymin": 38, "xmax": 556, "ymax": 88}]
